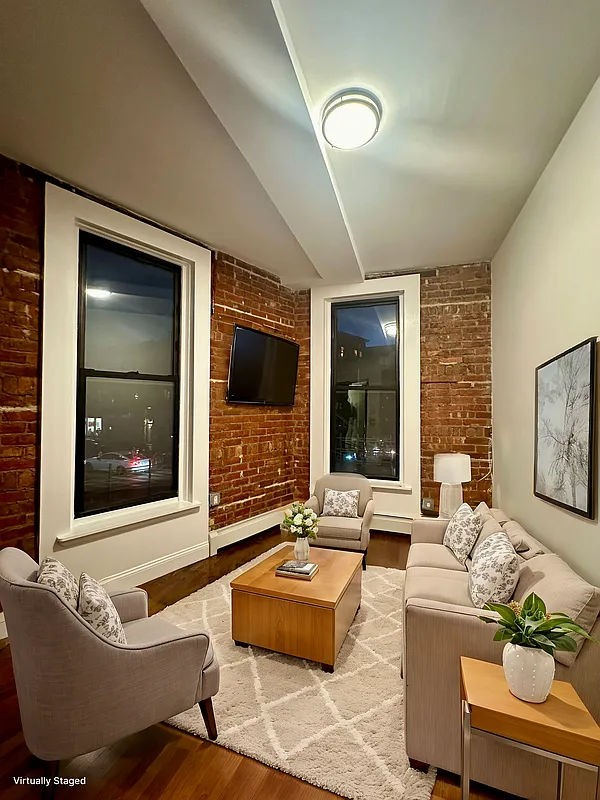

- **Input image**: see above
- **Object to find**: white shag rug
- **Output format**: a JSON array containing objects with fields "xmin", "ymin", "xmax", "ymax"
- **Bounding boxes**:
[{"xmin": 159, "ymin": 544, "xmax": 436, "ymax": 800}]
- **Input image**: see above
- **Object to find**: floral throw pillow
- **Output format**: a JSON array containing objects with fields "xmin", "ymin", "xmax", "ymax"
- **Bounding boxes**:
[
  {"xmin": 322, "ymin": 488, "xmax": 360, "ymax": 518},
  {"xmin": 442, "ymin": 503, "xmax": 481, "ymax": 564},
  {"xmin": 37, "ymin": 557, "xmax": 79, "ymax": 610},
  {"xmin": 469, "ymin": 532, "xmax": 520, "ymax": 609},
  {"xmin": 78, "ymin": 573, "xmax": 127, "ymax": 644}
]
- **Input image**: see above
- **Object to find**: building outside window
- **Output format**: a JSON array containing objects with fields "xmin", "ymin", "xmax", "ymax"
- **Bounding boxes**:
[
  {"xmin": 330, "ymin": 298, "xmax": 400, "ymax": 480},
  {"xmin": 75, "ymin": 232, "xmax": 181, "ymax": 517}
]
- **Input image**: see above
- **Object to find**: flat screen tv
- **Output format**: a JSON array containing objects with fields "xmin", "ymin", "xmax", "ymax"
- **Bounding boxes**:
[{"xmin": 226, "ymin": 325, "xmax": 300, "ymax": 406}]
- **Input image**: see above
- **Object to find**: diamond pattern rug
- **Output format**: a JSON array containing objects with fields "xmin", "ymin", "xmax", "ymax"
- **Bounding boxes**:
[{"xmin": 160, "ymin": 544, "xmax": 436, "ymax": 800}]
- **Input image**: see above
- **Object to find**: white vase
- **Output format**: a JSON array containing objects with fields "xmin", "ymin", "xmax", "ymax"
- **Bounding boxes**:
[
  {"xmin": 502, "ymin": 643, "xmax": 555, "ymax": 703},
  {"xmin": 294, "ymin": 537, "xmax": 310, "ymax": 562}
]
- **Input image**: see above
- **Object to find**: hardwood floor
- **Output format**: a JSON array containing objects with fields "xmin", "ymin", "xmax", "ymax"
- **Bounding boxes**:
[{"xmin": 0, "ymin": 530, "xmax": 513, "ymax": 799}]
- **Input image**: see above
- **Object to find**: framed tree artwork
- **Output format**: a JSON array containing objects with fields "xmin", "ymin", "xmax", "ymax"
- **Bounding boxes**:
[{"xmin": 534, "ymin": 337, "xmax": 596, "ymax": 519}]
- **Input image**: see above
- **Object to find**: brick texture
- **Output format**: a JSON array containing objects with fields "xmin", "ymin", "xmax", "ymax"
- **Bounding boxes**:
[
  {"xmin": 209, "ymin": 252, "xmax": 310, "ymax": 529},
  {"xmin": 420, "ymin": 263, "xmax": 492, "ymax": 511},
  {"xmin": 0, "ymin": 155, "xmax": 43, "ymax": 558},
  {"xmin": 0, "ymin": 155, "xmax": 310, "ymax": 555},
  {"xmin": 0, "ymin": 152, "xmax": 489, "ymax": 559}
]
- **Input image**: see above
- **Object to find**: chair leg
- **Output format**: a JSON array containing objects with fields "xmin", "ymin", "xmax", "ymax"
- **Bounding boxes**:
[
  {"xmin": 41, "ymin": 760, "xmax": 59, "ymax": 799},
  {"xmin": 199, "ymin": 698, "xmax": 218, "ymax": 740},
  {"xmin": 362, "ymin": 550, "xmax": 367, "ymax": 570}
]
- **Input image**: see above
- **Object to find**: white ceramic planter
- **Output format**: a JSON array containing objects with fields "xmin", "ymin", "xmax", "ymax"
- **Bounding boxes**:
[
  {"xmin": 294, "ymin": 537, "xmax": 310, "ymax": 562},
  {"xmin": 502, "ymin": 643, "xmax": 555, "ymax": 703}
]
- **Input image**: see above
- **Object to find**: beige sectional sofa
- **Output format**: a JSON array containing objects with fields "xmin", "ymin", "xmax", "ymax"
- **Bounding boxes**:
[{"xmin": 404, "ymin": 507, "xmax": 600, "ymax": 800}]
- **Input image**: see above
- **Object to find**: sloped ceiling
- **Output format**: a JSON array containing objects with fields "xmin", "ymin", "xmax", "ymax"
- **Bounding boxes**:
[
  {"xmin": 144, "ymin": 0, "xmax": 600, "ymax": 280},
  {"xmin": 0, "ymin": 0, "xmax": 320, "ymax": 285},
  {"xmin": 2, "ymin": 0, "xmax": 600, "ymax": 287}
]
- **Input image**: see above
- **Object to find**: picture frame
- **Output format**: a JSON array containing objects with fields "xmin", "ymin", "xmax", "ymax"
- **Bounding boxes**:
[{"xmin": 534, "ymin": 337, "xmax": 596, "ymax": 519}]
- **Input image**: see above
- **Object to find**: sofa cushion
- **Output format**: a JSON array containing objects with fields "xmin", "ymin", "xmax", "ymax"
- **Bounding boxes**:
[
  {"xmin": 37, "ymin": 557, "xmax": 79, "ymax": 610},
  {"xmin": 407, "ymin": 543, "xmax": 467, "ymax": 573},
  {"xmin": 78, "ymin": 572, "xmax": 127, "ymax": 644},
  {"xmin": 443, "ymin": 503, "xmax": 481, "ymax": 564},
  {"xmin": 489, "ymin": 507, "xmax": 511, "ymax": 525},
  {"xmin": 472, "ymin": 518, "xmax": 504, "ymax": 552},
  {"xmin": 473, "ymin": 501, "xmax": 490, "ymax": 520},
  {"xmin": 468, "ymin": 532, "xmax": 520, "ymax": 608},
  {"xmin": 514, "ymin": 553, "xmax": 600, "ymax": 666},
  {"xmin": 405, "ymin": 566, "xmax": 473, "ymax": 608},
  {"xmin": 315, "ymin": 515, "xmax": 362, "ymax": 541},
  {"xmin": 322, "ymin": 488, "xmax": 360, "ymax": 518},
  {"xmin": 502, "ymin": 520, "xmax": 548, "ymax": 560}
]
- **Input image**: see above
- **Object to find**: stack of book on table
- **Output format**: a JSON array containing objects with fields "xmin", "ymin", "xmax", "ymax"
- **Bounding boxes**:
[{"xmin": 275, "ymin": 559, "xmax": 319, "ymax": 581}]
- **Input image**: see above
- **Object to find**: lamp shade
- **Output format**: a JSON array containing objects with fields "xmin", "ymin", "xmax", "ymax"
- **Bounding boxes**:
[{"xmin": 433, "ymin": 453, "xmax": 471, "ymax": 484}]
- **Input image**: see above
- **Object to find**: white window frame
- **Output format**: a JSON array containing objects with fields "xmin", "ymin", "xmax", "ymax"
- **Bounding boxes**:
[
  {"xmin": 41, "ymin": 185, "xmax": 211, "ymax": 543},
  {"xmin": 311, "ymin": 274, "xmax": 421, "ymax": 519},
  {"xmin": 329, "ymin": 292, "xmax": 405, "ymax": 483}
]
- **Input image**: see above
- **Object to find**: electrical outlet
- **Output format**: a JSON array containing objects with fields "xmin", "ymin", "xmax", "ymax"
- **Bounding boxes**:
[
  {"xmin": 208, "ymin": 517, "xmax": 215, "ymax": 530},
  {"xmin": 421, "ymin": 497, "xmax": 434, "ymax": 513},
  {"xmin": 209, "ymin": 491, "xmax": 221, "ymax": 508}
]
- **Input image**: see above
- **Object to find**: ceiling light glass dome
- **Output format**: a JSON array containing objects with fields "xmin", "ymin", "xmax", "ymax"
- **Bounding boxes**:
[{"xmin": 321, "ymin": 89, "xmax": 382, "ymax": 150}]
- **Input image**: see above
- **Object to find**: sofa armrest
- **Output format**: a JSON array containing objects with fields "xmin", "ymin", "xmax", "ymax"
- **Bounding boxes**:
[
  {"xmin": 305, "ymin": 495, "xmax": 320, "ymax": 514},
  {"xmin": 411, "ymin": 517, "xmax": 448, "ymax": 544},
  {"xmin": 404, "ymin": 597, "xmax": 504, "ymax": 770},
  {"xmin": 358, "ymin": 498, "xmax": 374, "ymax": 551},
  {"xmin": 109, "ymin": 587, "xmax": 148, "ymax": 623},
  {"xmin": 362, "ymin": 498, "xmax": 374, "ymax": 532}
]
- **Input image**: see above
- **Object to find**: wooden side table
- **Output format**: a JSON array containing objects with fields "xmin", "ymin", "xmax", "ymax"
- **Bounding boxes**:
[{"xmin": 460, "ymin": 657, "xmax": 600, "ymax": 800}]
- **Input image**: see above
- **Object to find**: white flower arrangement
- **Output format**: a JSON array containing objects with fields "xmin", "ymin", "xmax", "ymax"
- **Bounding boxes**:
[{"xmin": 282, "ymin": 501, "xmax": 319, "ymax": 539}]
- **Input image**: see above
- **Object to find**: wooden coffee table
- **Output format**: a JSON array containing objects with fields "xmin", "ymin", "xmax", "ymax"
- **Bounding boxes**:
[{"xmin": 230, "ymin": 546, "xmax": 362, "ymax": 671}]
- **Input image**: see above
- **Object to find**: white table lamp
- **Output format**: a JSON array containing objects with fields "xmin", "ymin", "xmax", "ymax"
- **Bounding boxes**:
[{"xmin": 433, "ymin": 453, "xmax": 471, "ymax": 519}]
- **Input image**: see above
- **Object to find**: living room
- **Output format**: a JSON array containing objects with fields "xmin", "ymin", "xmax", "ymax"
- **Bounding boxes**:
[{"xmin": 1, "ymin": 2, "xmax": 600, "ymax": 799}]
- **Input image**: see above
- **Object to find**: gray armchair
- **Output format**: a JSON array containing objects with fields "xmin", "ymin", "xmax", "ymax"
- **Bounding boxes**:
[
  {"xmin": 0, "ymin": 547, "xmax": 219, "ymax": 783},
  {"xmin": 307, "ymin": 473, "xmax": 374, "ymax": 569}
]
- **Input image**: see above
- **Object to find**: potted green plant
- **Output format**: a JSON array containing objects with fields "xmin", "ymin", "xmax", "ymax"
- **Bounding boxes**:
[
  {"xmin": 282, "ymin": 502, "xmax": 319, "ymax": 561},
  {"xmin": 480, "ymin": 592, "xmax": 593, "ymax": 703}
]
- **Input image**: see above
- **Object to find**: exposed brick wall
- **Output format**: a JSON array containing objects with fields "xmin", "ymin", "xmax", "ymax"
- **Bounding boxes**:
[
  {"xmin": 209, "ymin": 253, "xmax": 310, "ymax": 529},
  {"xmin": 420, "ymin": 263, "xmax": 492, "ymax": 511},
  {"xmin": 0, "ymin": 154, "xmax": 310, "ymax": 557},
  {"xmin": 0, "ymin": 155, "xmax": 43, "ymax": 558}
]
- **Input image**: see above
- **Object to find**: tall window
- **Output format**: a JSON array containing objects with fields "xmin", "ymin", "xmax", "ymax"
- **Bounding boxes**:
[
  {"xmin": 330, "ymin": 298, "xmax": 400, "ymax": 480},
  {"xmin": 75, "ymin": 232, "xmax": 181, "ymax": 517}
]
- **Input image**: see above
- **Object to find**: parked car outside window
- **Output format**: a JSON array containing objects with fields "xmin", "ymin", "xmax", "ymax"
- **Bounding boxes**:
[{"xmin": 85, "ymin": 452, "xmax": 150, "ymax": 475}]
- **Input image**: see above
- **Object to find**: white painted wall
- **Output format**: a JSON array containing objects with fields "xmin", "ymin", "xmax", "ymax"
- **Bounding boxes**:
[
  {"xmin": 492, "ymin": 77, "xmax": 600, "ymax": 584},
  {"xmin": 41, "ymin": 186, "xmax": 211, "ymax": 587},
  {"xmin": 310, "ymin": 275, "xmax": 421, "ymax": 524}
]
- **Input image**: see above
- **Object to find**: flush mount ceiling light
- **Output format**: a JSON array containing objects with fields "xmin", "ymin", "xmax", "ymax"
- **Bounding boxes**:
[
  {"xmin": 384, "ymin": 321, "xmax": 397, "ymax": 339},
  {"xmin": 321, "ymin": 88, "xmax": 382, "ymax": 150}
]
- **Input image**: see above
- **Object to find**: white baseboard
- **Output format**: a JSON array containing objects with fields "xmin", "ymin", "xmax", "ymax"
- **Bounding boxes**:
[
  {"xmin": 372, "ymin": 514, "xmax": 412, "ymax": 535},
  {"xmin": 0, "ymin": 612, "xmax": 6, "ymax": 641},
  {"xmin": 101, "ymin": 540, "xmax": 210, "ymax": 591},
  {"xmin": 209, "ymin": 506, "xmax": 287, "ymax": 555}
]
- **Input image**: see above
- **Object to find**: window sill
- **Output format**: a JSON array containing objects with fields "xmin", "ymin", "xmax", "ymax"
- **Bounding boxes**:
[
  {"xmin": 368, "ymin": 480, "xmax": 413, "ymax": 492},
  {"xmin": 56, "ymin": 499, "xmax": 201, "ymax": 544}
]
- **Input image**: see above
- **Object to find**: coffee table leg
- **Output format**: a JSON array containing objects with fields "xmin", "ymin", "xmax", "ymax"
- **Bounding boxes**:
[
  {"xmin": 234, "ymin": 641, "xmax": 249, "ymax": 648},
  {"xmin": 461, "ymin": 700, "xmax": 471, "ymax": 800},
  {"xmin": 322, "ymin": 663, "xmax": 334, "ymax": 673}
]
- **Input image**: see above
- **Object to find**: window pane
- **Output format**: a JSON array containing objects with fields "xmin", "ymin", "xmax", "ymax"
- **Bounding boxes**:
[
  {"xmin": 333, "ymin": 302, "xmax": 398, "ymax": 387},
  {"xmin": 78, "ymin": 377, "xmax": 177, "ymax": 515},
  {"xmin": 332, "ymin": 389, "xmax": 398, "ymax": 479},
  {"xmin": 331, "ymin": 298, "xmax": 400, "ymax": 480},
  {"xmin": 83, "ymin": 235, "xmax": 177, "ymax": 375}
]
